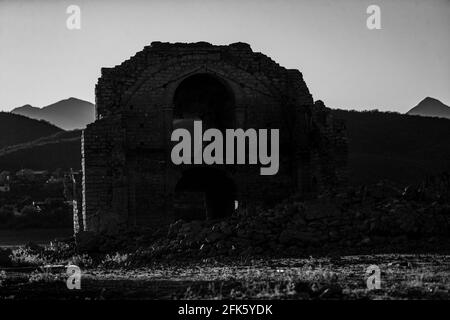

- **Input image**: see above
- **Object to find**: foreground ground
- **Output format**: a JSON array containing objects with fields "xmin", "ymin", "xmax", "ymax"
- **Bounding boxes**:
[
  {"xmin": 1, "ymin": 177, "xmax": 448, "ymax": 300},
  {"xmin": 0, "ymin": 254, "xmax": 448, "ymax": 299}
]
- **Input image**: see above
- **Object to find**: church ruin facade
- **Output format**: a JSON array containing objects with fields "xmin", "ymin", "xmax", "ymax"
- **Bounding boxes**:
[{"xmin": 80, "ymin": 42, "xmax": 347, "ymax": 233}]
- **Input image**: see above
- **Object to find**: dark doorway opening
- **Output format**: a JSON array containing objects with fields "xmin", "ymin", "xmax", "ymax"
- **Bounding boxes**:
[
  {"xmin": 173, "ymin": 73, "xmax": 234, "ymax": 131},
  {"xmin": 174, "ymin": 168, "xmax": 236, "ymax": 221}
]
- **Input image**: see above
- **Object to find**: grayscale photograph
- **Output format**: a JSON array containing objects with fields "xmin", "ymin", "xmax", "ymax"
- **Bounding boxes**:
[{"xmin": 0, "ymin": 0, "xmax": 448, "ymax": 315}]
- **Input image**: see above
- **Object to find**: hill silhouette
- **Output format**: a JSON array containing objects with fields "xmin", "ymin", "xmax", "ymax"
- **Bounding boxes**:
[
  {"xmin": 11, "ymin": 97, "xmax": 95, "ymax": 130},
  {"xmin": 0, "ymin": 112, "xmax": 63, "ymax": 149},
  {"xmin": 331, "ymin": 109, "xmax": 450, "ymax": 185},
  {"xmin": 0, "ymin": 130, "xmax": 82, "ymax": 171},
  {"xmin": 407, "ymin": 97, "xmax": 450, "ymax": 119},
  {"xmin": 0, "ymin": 109, "xmax": 449, "ymax": 185}
]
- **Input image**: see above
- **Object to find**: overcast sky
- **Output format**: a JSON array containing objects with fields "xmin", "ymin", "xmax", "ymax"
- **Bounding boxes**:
[{"xmin": 0, "ymin": 0, "xmax": 449, "ymax": 112}]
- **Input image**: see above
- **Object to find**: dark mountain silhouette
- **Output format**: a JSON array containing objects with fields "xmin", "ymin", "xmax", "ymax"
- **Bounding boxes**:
[
  {"xmin": 0, "ymin": 130, "xmax": 82, "ymax": 171},
  {"xmin": 11, "ymin": 97, "xmax": 95, "ymax": 130},
  {"xmin": 1, "ymin": 108, "xmax": 449, "ymax": 185},
  {"xmin": 0, "ymin": 112, "xmax": 63, "ymax": 149},
  {"xmin": 331, "ymin": 109, "xmax": 450, "ymax": 185},
  {"xmin": 407, "ymin": 97, "xmax": 450, "ymax": 119}
]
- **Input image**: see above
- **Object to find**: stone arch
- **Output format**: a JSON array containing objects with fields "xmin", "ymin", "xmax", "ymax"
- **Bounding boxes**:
[
  {"xmin": 163, "ymin": 67, "xmax": 245, "ymax": 109},
  {"xmin": 161, "ymin": 69, "xmax": 247, "ymax": 149},
  {"xmin": 172, "ymin": 73, "xmax": 235, "ymax": 131}
]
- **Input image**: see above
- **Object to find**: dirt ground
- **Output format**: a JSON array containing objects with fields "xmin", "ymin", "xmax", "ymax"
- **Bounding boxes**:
[{"xmin": 0, "ymin": 254, "xmax": 448, "ymax": 300}]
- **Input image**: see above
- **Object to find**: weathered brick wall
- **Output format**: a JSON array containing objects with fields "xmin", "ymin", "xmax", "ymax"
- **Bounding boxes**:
[
  {"xmin": 82, "ymin": 115, "xmax": 129, "ymax": 232},
  {"xmin": 81, "ymin": 42, "xmax": 347, "ymax": 234}
]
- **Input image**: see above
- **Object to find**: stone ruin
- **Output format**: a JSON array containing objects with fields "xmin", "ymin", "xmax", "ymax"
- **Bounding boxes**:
[{"xmin": 76, "ymin": 42, "xmax": 347, "ymax": 234}]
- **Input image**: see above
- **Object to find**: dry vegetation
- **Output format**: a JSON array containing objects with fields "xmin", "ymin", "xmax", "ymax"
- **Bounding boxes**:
[{"xmin": 0, "ymin": 248, "xmax": 448, "ymax": 300}]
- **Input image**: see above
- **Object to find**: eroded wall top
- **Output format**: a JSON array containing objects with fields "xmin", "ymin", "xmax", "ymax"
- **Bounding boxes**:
[{"xmin": 95, "ymin": 42, "xmax": 313, "ymax": 119}]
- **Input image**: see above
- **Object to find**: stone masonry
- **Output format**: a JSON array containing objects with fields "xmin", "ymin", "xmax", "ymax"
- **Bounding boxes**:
[{"xmin": 80, "ymin": 42, "xmax": 347, "ymax": 234}]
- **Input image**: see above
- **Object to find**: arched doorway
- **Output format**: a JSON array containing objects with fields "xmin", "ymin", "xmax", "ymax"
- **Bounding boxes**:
[
  {"xmin": 174, "ymin": 168, "xmax": 236, "ymax": 221},
  {"xmin": 173, "ymin": 73, "xmax": 235, "ymax": 131}
]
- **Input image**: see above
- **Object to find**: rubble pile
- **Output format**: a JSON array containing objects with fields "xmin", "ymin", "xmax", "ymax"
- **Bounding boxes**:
[{"xmin": 143, "ymin": 179, "xmax": 449, "ymax": 259}]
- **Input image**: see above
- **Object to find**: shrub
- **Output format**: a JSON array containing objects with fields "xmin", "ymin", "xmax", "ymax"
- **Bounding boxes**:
[
  {"xmin": 101, "ymin": 252, "xmax": 130, "ymax": 268},
  {"xmin": 10, "ymin": 246, "xmax": 47, "ymax": 266},
  {"xmin": 68, "ymin": 254, "xmax": 94, "ymax": 268}
]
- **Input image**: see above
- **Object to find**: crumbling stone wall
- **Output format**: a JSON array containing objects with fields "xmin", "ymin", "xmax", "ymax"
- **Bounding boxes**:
[
  {"xmin": 81, "ymin": 42, "xmax": 347, "ymax": 234},
  {"xmin": 63, "ymin": 170, "xmax": 83, "ymax": 234}
]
